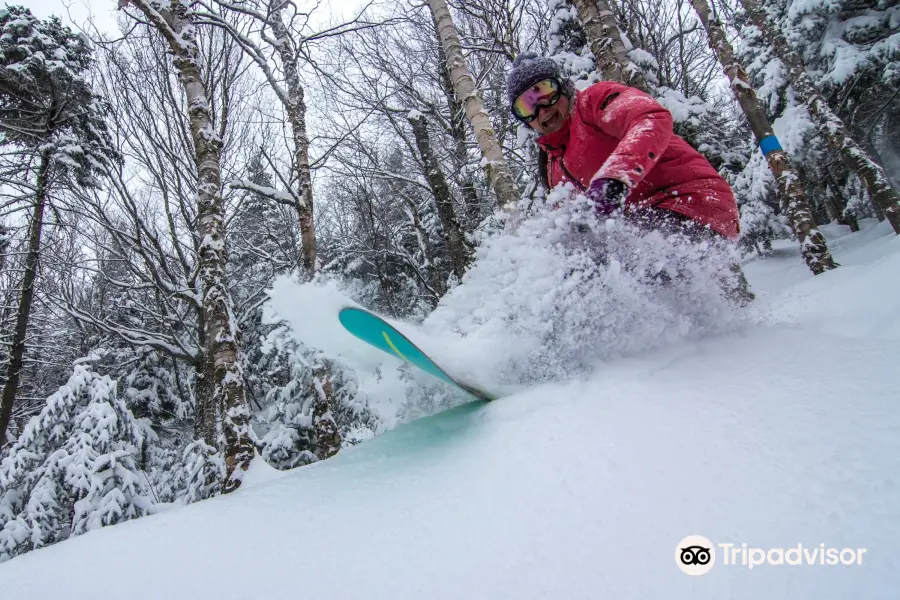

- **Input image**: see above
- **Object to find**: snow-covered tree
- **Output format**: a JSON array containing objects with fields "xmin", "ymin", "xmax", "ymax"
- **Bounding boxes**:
[
  {"xmin": 315, "ymin": 8, "xmax": 495, "ymax": 314},
  {"xmin": 738, "ymin": 0, "xmax": 900, "ymax": 232},
  {"xmin": 547, "ymin": 0, "xmax": 734, "ymax": 159},
  {"xmin": 198, "ymin": 0, "xmax": 331, "ymax": 276},
  {"xmin": 569, "ymin": 0, "xmax": 652, "ymax": 92},
  {"xmin": 426, "ymin": 0, "xmax": 520, "ymax": 210},
  {"xmin": 180, "ymin": 440, "xmax": 224, "ymax": 503},
  {"xmin": 781, "ymin": 0, "xmax": 900, "ymax": 187},
  {"xmin": 119, "ymin": 0, "xmax": 253, "ymax": 490},
  {"xmin": 689, "ymin": 0, "xmax": 836, "ymax": 273},
  {"xmin": 408, "ymin": 111, "xmax": 472, "ymax": 285},
  {"xmin": 0, "ymin": 363, "xmax": 152, "ymax": 562},
  {"xmin": 121, "ymin": 347, "xmax": 186, "ymax": 422},
  {"xmin": 731, "ymin": 151, "xmax": 793, "ymax": 254},
  {"xmin": 256, "ymin": 325, "xmax": 375, "ymax": 470},
  {"xmin": 0, "ymin": 7, "xmax": 119, "ymax": 448},
  {"xmin": 115, "ymin": 346, "xmax": 192, "ymax": 504},
  {"xmin": 729, "ymin": 8, "xmax": 843, "ymax": 238},
  {"xmin": 548, "ymin": 0, "xmax": 601, "ymax": 86}
]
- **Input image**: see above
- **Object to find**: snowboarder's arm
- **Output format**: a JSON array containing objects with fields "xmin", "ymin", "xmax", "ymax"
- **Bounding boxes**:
[{"xmin": 580, "ymin": 83, "xmax": 672, "ymax": 189}]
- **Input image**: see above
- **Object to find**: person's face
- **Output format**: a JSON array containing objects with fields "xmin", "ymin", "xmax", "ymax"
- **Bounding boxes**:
[{"xmin": 528, "ymin": 93, "xmax": 570, "ymax": 135}]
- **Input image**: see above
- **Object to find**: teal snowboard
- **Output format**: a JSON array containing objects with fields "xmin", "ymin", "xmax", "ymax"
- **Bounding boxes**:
[{"xmin": 338, "ymin": 307, "xmax": 496, "ymax": 401}]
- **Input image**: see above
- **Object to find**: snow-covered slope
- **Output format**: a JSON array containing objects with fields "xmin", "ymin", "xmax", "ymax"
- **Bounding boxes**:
[{"xmin": 2, "ymin": 222, "xmax": 899, "ymax": 599}]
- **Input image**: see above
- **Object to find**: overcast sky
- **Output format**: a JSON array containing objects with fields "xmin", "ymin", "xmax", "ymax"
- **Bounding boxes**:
[
  {"xmin": 18, "ymin": 0, "xmax": 120, "ymax": 34},
  {"xmin": 17, "ymin": 0, "xmax": 372, "ymax": 36}
]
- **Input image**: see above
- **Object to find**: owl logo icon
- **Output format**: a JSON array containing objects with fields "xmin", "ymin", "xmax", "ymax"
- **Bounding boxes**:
[
  {"xmin": 680, "ymin": 545, "xmax": 711, "ymax": 565},
  {"xmin": 676, "ymin": 535, "xmax": 716, "ymax": 575}
]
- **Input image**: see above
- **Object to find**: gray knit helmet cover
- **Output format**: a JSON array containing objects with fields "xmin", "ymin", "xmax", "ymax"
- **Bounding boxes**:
[{"xmin": 506, "ymin": 52, "xmax": 563, "ymax": 108}]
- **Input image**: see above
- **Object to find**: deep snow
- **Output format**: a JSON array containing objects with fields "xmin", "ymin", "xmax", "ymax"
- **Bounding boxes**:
[{"xmin": 1, "ymin": 220, "xmax": 899, "ymax": 599}]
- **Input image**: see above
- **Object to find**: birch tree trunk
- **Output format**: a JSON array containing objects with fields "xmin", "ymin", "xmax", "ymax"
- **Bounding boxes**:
[
  {"xmin": 408, "ymin": 112, "xmax": 471, "ymax": 282},
  {"xmin": 266, "ymin": 4, "xmax": 317, "ymax": 275},
  {"xmin": 570, "ymin": 0, "xmax": 651, "ymax": 94},
  {"xmin": 0, "ymin": 151, "xmax": 49, "ymax": 447},
  {"xmin": 739, "ymin": 0, "xmax": 900, "ymax": 233},
  {"xmin": 437, "ymin": 44, "xmax": 482, "ymax": 223},
  {"xmin": 426, "ymin": 0, "xmax": 519, "ymax": 211},
  {"xmin": 127, "ymin": 0, "xmax": 253, "ymax": 491},
  {"xmin": 690, "ymin": 0, "xmax": 836, "ymax": 274},
  {"xmin": 311, "ymin": 362, "xmax": 341, "ymax": 460}
]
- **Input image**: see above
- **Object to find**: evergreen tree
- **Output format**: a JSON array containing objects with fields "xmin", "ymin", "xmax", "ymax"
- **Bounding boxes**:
[
  {"xmin": 547, "ymin": 0, "xmax": 596, "ymax": 86},
  {"xmin": 0, "ymin": 6, "xmax": 119, "ymax": 446},
  {"xmin": 690, "ymin": 0, "xmax": 836, "ymax": 273},
  {"xmin": 739, "ymin": 0, "xmax": 900, "ymax": 231},
  {"xmin": 257, "ymin": 325, "xmax": 375, "ymax": 470},
  {"xmin": 121, "ymin": 347, "xmax": 184, "ymax": 422},
  {"xmin": 734, "ymin": 7, "xmax": 866, "ymax": 229},
  {"xmin": 180, "ymin": 440, "xmax": 224, "ymax": 503},
  {"xmin": 0, "ymin": 363, "xmax": 151, "ymax": 562}
]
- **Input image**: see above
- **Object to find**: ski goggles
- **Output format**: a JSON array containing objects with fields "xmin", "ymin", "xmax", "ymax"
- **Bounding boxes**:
[{"xmin": 512, "ymin": 78, "xmax": 562, "ymax": 123}]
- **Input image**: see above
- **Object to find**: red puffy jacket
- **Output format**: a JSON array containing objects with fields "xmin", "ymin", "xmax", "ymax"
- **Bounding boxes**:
[{"xmin": 537, "ymin": 82, "xmax": 740, "ymax": 238}]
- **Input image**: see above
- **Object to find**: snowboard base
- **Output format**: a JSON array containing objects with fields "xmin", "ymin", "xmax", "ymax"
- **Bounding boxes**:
[{"xmin": 338, "ymin": 307, "xmax": 495, "ymax": 401}]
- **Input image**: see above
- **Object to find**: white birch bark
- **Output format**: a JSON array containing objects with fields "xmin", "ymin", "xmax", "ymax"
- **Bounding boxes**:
[
  {"xmin": 740, "ymin": 0, "xmax": 900, "ymax": 233},
  {"xmin": 690, "ymin": 0, "xmax": 836, "ymax": 274},
  {"xmin": 265, "ymin": 3, "xmax": 317, "ymax": 274},
  {"xmin": 571, "ymin": 0, "xmax": 651, "ymax": 94},
  {"xmin": 126, "ymin": 0, "xmax": 253, "ymax": 491},
  {"xmin": 425, "ymin": 0, "xmax": 519, "ymax": 211}
]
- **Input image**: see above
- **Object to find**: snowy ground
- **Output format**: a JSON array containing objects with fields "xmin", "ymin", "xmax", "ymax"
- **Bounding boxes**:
[{"xmin": 2, "ymin": 220, "xmax": 898, "ymax": 598}]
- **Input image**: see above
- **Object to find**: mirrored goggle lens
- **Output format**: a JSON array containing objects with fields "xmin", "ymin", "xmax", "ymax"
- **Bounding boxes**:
[{"xmin": 513, "ymin": 79, "xmax": 560, "ymax": 120}]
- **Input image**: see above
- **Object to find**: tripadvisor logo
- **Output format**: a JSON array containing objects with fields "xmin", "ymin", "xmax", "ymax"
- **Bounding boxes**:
[
  {"xmin": 676, "ymin": 535, "xmax": 715, "ymax": 576},
  {"xmin": 675, "ymin": 535, "xmax": 867, "ymax": 575}
]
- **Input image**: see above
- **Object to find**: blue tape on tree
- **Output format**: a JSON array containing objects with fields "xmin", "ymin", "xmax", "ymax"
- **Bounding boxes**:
[{"xmin": 759, "ymin": 135, "xmax": 783, "ymax": 155}]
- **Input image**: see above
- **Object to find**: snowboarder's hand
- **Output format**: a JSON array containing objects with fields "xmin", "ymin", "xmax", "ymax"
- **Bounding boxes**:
[{"xmin": 586, "ymin": 178, "xmax": 629, "ymax": 217}]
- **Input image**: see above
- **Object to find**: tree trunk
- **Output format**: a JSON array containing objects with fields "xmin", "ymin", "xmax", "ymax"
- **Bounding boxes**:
[
  {"xmin": 195, "ymin": 351, "xmax": 219, "ymax": 447},
  {"xmin": 570, "ymin": 0, "xmax": 652, "ymax": 94},
  {"xmin": 408, "ymin": 112, "xmax": 471, "ymax": 282},
  {"xmin": 399, "ymin": 191, "xmax": 444, "ymax": 300},
  {"xmin": 0, "ymin": 224, "xmax": 10, "ymax": 276},
  {"xmin": 267, "ymin": 5, "xmax": 317, "ymax": 275},
  {"xmin": 426, "ymin": 0, "xmax": 519, "ymax": 211},
  {"xmin": 739, "ymin": 0, "xmax": 900, "ymax": 233},
  {"xmin": 0, "ymin": 151, "xmax": 50, "ymax": 447},
  {"xmin": 193, "ymin": 306, "xmax": 218, "ymax": 446},
  {"xmin": 437, "ymin": 44, "xmax": 482, "ymax": 224},
  {"xmin": 690, "ymin": 0, "xmax": 837, "ymax": 274},
  {"xmin": 311, "ymin": 362, "xmax": 341, "ymax": 460},
  {"xmin": 129, "ymin": 0, "xmax": 253, "ymax": 491},
  {"xmin": 824, "ymin": 178, "xmax": 859, "ymax": 232}
]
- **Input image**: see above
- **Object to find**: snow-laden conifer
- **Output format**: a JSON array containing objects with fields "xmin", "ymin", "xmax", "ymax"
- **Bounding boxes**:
[
  {"xmin": 257, "ymin": 325, "xmax": 375, "ymax": 469},
  {"xmin": 0, "ymin": 364, "xmax": 151, "ymax": 562},
  {"xmin": 0, "ymin": 6, "xmax": 119, "ymax": 447}
]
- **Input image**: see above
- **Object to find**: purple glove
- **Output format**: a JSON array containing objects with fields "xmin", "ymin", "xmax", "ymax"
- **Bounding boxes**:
[{"xmin": 586, "ymin": 178, "xmax": 629, "ymax": 216}]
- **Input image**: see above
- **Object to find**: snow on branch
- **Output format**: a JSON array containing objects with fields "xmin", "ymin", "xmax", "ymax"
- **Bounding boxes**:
[{"xmin": 229, "ymin": 178, "xmax": 303, "ymax": 207}]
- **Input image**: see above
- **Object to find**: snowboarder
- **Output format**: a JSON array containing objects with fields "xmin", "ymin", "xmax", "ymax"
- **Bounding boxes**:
[{"xmin": 506, "ymin": 52, "xmax": 753, "ymax": 303}]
